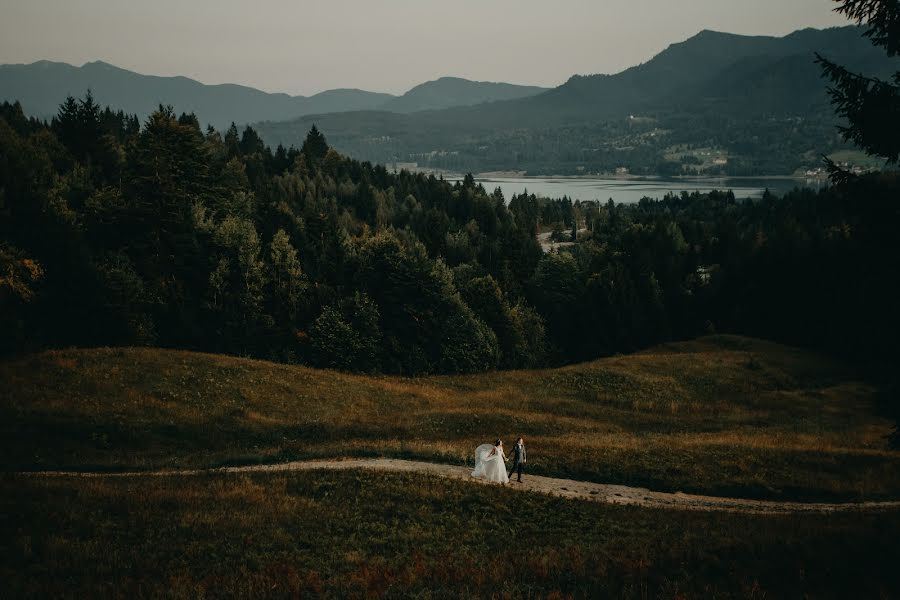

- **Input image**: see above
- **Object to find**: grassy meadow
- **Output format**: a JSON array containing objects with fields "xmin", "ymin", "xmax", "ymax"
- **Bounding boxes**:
[
  {"xmin": 3, "ymin": 469, "xmax": 899, "ymax": 599},
  {"xmin": 1, "ymin": 335, "xmax": 897, "ymax": 501}
]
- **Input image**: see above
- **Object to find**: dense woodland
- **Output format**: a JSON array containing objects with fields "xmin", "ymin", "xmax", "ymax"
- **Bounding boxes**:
[
  {"xmin": 264, "ymin": 107, "xmax": 852, "ymax": 177},
  {"xmin": 1, "ymin": 94, "xmax": 899, "ymax": 379}
]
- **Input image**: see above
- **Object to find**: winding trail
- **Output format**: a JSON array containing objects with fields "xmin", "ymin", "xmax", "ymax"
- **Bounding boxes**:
[{"xmin": 22, "ymin": 458, "xmax": 900, "ymax": 515}]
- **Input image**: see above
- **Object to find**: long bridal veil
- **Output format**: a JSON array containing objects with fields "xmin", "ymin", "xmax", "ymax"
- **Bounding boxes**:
[
  {"xmin": 471, "ymin": 443, "xmax": 509, "ymax": 483},
  {"xmin": 471, "ymin": 443, "xmax": 494, "ymax": 478}
]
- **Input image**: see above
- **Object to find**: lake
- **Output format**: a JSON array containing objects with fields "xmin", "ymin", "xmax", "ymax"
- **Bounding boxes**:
[{"xmin": 455, "ymin": 176, "xmax": 826, "ymax": 204}]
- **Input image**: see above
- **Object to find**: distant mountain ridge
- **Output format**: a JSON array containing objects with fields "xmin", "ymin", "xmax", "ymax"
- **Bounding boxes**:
[
  {"xmin": 381, "ymin": 77, "xmax": 548, "ymax": 113},
  {"xmin": 531, "ymin": 25, "xmax": 893, "ymax": 121},
  {"xmin": 0, "ymin": 61, "xmax": 548, "ymax": 128},
  {"xmin": 406, "ymin": 25, "xmax": 892, "ymax": 128},
  {"xmin": 2, "ymin": 26, "xmax": 894, "ymax": 175},
  {"xmin": 252, "ymin": 25, "xmax": 897, "ymax": 175},
  {"xmin": 0, "ymin": 60, "xmax": 394, "ymax": 128}
]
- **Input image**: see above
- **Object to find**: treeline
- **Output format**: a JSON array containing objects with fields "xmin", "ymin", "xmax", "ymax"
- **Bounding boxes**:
[
  {"xmin": 257, "ymin": 106, "xmax": 851, "ymax": 177},
  {"xmin": 0, "ymin": 95, "xmax": 546, "ymax": 374},
  {"xmin": 399, "ymin": 110, "xmax": 848, "ymax": 177},
  {"xmin": 524, "ymin": 185, "xmax": 900, "ymax": 369},
  {"xmin": 2, "ymin": 95, "xmax": 899, "ymax": 380}
]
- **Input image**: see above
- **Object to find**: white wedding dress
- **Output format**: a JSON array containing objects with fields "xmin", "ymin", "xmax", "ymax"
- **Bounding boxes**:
[{"xmin": 471, "ymin": 443, "xmax": 509, "ymax": 483}]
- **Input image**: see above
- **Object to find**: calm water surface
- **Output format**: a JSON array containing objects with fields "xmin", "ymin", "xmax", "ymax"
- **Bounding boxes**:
[{"xmin": 458, "ymin": 176, "xmax": 825, "ymax": 204}]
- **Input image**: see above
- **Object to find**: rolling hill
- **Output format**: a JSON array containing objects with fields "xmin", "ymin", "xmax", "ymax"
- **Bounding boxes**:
[
  {"xmin": 382, "ymin": 76, "xmax": 547, "ymax": 113},
  {"xmin": 4, "ymin": 334, "xmax": 900, "ymax": 595},
  {"xmin": 3, "ymin": 335, "xmax": 897, "ymax": 502}
]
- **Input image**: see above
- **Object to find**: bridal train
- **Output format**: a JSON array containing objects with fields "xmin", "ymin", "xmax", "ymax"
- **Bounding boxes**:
[{"xmin": 471, "ymin": 442, "xmax": 509, "ymax": 484}]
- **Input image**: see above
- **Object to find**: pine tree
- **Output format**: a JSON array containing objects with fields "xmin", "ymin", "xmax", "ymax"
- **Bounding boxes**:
[
  {"xmin": 77, "ymin": 91, "xmax": 103, "ymax": 152},
  {"xmin": 816, "ymin": 0, "xmax": 900, "ymax": 179},
  {"xmin": 239, "ymin": 125, "xmax": 265, "ymax": 156},
  {"xmin": 224, "ymin": 122, "xmax": 241, "ymax": 158},
  {"xmin": 177, "ymin": 112, "xmax": 201, "ymax": 131},
  {"xmin": 816, "ymin": 1, "xmax": 900, "ymax": 446},
  {"xmin": 301, "ymin": 125, "xmax": 329, "ymax": 164},
  {"xmin": 124, "ymin": 106, "xmax": 213, "ymax": 345},
  {"xmin": 52, "ymin": 95, "xmax": 80, "ymax": 155},
  {"xmin": 272, "ymin": 143, "xmax": 289, "ymax": 173}
]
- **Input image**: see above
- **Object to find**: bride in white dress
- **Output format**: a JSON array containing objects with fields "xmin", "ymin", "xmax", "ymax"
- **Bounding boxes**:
[{"xmin": 471, "ymin": 439, "xmax": 510, "ymax": 484}]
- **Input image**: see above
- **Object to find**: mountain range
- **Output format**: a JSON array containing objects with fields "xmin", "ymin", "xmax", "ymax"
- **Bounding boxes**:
[
  {"xmin": 2, "ymin": 25, "xmax": 895, "ymax": 176},
  {"xmin": 251, "ymin": 25, "xmax": 896, "ymax": 175},
  {"xmin": 0, "ymin": 62, "xmax": 548, "ymax": 128},
  {"xmin": 380, "ymin": 77, "xmax": 547, "ymax": 113}
]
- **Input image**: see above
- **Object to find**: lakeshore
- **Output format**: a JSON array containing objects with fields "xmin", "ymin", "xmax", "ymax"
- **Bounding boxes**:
[{"xmin": 445, "ymin": 174, "xmax": 827, "ymax": 203}]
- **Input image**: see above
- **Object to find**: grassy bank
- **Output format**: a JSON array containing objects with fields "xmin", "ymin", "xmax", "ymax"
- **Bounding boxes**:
[
  {"xmin": 3, "ymin": 469, "xmax": 899, "ymax": 599},
  {"xmin": 1, "ymin": 335, "xmax": 897, "ymax": 501}
]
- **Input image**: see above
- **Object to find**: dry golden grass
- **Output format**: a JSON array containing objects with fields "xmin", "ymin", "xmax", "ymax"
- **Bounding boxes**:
[
  {"xmin": 3, "ymin": 470, "xmax": 899, "ymax": 598},
  {"xmin": 1, "ymin": 335, "xmax": 897, "ymax": 500}
]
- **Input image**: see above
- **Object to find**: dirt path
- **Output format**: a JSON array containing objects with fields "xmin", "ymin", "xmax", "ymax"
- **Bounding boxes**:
[{"xmin": 23, "ymin": 458, "xmax": 900, "ymax": 514}]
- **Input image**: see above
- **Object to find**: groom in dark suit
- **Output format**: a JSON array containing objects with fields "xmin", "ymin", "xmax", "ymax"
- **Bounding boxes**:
[{"xmin": 508, "ymin": 437, "xmax": 526, "ymax": 482}]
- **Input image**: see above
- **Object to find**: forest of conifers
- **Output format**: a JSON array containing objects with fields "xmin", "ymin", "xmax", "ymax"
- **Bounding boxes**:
[{"xmin": 1, "ymin": 95, "xmax": 899, "ymax": 380}]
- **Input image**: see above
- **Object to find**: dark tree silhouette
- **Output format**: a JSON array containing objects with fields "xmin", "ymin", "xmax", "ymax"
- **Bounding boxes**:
[
  {"xmin": 816, "ymin": 1, "xmax": 900, "ymax": 446},
  {"xmin": 301, "ymin": 125, "xmax": 329, "ymax": 164},
  {"xmin": 816, "ymin": 0, "xmax": 900, "ymax": 180}
]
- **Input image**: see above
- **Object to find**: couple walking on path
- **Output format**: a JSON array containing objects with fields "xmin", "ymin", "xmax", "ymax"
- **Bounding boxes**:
[{"xmin": 471, "ymin": 437, "xmax": 526, "ymax": 484}]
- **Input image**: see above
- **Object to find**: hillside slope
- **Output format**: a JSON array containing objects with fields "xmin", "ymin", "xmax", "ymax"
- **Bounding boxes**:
[
  {"xmin": 382, "ymin": 76, "xmax": 547, "ymax": 113},
  {"xmin": 254, "ymin": 26, "xmax": 894, "ymax": 174},
  {"xmin": 2, "ymin": 335, "xmax": 896, "ymax": 501},
  {"xmin": 520, "ymin": 26, "xmax": 890, "ymax": 122}
]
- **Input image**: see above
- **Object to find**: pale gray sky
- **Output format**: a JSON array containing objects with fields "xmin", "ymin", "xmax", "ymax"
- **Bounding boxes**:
[{"xmin": 1, "ymin": 0, "xmax": 848, "ymax": 96}]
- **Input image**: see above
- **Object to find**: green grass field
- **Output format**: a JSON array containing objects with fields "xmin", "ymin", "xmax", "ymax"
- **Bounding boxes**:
[
  {"xmin": 1, "ymin": 335, "xmax": 897, "ymax": 501},
  {"xmin": 827, "ymin": 149, "xmax": 887, "ymax": 170}
]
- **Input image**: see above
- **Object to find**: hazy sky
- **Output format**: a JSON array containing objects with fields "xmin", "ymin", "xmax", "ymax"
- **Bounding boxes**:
[{"xmin": 1, "ymin": 0, "xmax": 849, "ymax": 96}]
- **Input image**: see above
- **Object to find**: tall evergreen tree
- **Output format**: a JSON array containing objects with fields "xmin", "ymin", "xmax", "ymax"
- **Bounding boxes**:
[
  {"xmin": 124, "ymin": 106, "xmax": 213, "ymax": 344},
  {"xmin": 239, "ymin": 126, "xmax": 266, "ymax": 156},
  {"xmin": 816, "ymin": 0, "xmax": 900, "ymax": 178},
  {"xmin": 224, "ymin": 122, "xmax": 241, "ymax": 158},
  {"xmin": 817, "ymin": 0, "xmax": 900, "ymax": 446},
  {"xmin": 52, "ymin": 96, "xmax": 80, "ymax": 156},
  {"xmin": 301, "ymin": 125, "xmax": 329, "ymax": 164}
]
